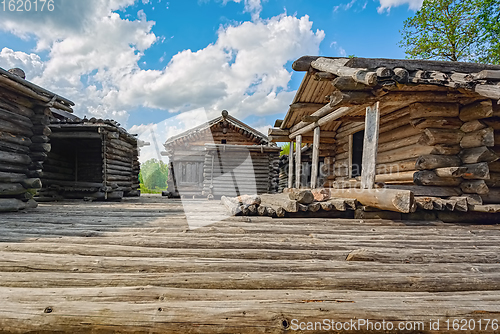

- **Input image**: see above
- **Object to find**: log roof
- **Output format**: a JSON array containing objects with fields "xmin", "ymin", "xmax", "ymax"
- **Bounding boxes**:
[
  {"xmin": 0, "ymin": 66, "xmax": 75, "ymax": 113},
  {"xmin": 164, "ymin": 111, "xmax": 273, "ymax": 148},
  {"xmin": 49, "ymin": 115, "xmax": 138, "ymax": 144},
  {"xmin": 279, "ymin": 56, "xmax": 500, "ymax": 133}
]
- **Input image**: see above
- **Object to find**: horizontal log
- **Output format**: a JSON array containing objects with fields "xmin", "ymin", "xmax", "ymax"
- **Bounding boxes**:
[
  {"xmin": 0, "ymin": 140, "xmax": 30, "ymax": 154},
  {"xmin": 487, "ymin": 161, "xmax": 500, "ymax": 182},
  {"xmin": 461, "ymin": 120, "xmax": 487, "ymax": 133},
  {"xmin": 375, "ymin": 171, "xmax": 415, "ymax": 183},
  {"xmin": 0, "ymin": 98, "xmax": 34, "ymax": 118},
  {"xmin": 327, "ymin": 188, "xmax": 413, "ymax": 213},
  {"xmin": 461, "ymin": 180, "xmax": 489, "ymax": 195},
  {"xmin": 475, "ymin": 84, "xmax": 500, "ymax": 100},
  {"xmin": 384, "ymin": 185, "xmax": 462, "ymax": 197},
  {"xmin": 0, "ymin": 150, "xmax": 31, "ymax": 166},
  {"xmin": 0, "ymin": 107, "xmax": 33, "ymax": 129},
  {"xmin": 377, "ymin": 134, "xmax": 421, "ymax": 153},
  {"xmin": 418, "ymin": 128, "xmax": 464, "ymax": 146},
  {"xmin": 0, "ymin": 132, "xmax": 31, "ymax": 147},
  {"xmin": 433, "ymin": 167, "xmax": 467, "ymax": 178},
  {"xmin": 0, "ymin": 119, "xmax": 33, "ymax": 137},
  {"xmin": 377, "ymin": 144, "xmax": 460, "ymax": 165},
  {"xmin": 410, "ymin": 117, "xmax": 463, "ymax": 129},
  {"xmin": 415, "ymin": 155, "xmax": 461, "ymax": 170},
  {"xmin": 0, "ymin": 172, "xmax": 26, "ymax": 183},
  {"xmin": 485, "ymin": 172, "xmax": 500, "ymax": 187},
  {"xmin": 481, "ymin": 188, "xmax": 500, "ymax": 204},
  {"xmin": 459, "ymin": 146, "xmax": 499, "ymax": 164},
  {"xmin": 376, "ymin": 159, "xmax": 417, "ymax": 174},
  {"xmin": 459, "ymin": 100, "xmax": 493, "ymax": 122},
  {"xmin": 462, "ymin": 162, "xmax": 490, "ymax": 180},
  {"xmin": 378, "ymin": 125, "xmax": 422, "ymax": 144},
  {"xmin": 0, "ymin": 183, "xmax": 27, "ymax": 196},
  {"xmin": 460, "ymin": 127, "xmax": 494, "ymax": 148},
  {"xmin": 30, "ymin": 135, "xmax": 49, "ymax": 143},
  {"xmin": 409, "ymin": 102, "xmax": 459, "ymax": 119},
  {"xmin": 413, "ymin": 171, "xmax": 462, "ymax": 186}
]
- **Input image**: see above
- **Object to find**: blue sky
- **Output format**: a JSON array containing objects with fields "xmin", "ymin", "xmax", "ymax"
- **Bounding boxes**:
[{"xmin": 0, "ymin": 0, "xmax": 421, "ymax": 161}]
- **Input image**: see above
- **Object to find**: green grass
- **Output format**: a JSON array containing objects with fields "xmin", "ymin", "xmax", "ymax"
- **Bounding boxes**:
[{"xmin": 139, "ymin": 184, "xmax": 167, "ymax": 194}]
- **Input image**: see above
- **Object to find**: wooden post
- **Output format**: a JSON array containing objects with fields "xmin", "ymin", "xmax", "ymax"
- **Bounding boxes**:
[
  {"xmin": 348, "ymin": 135, "xmax": 353, "ymax": 178},
  {"xmin": 361, "ymin": 102, "xmax": 380, "ymax": 189},
  {"xmin": 310, "ymin": 127, "xmax": 320, "ymax": 189},
  {"xmin": 295, "ymin": 135, "xmax": 302, "ymax": 189},
  {"xmin": 288, "ymin": 140, "xmax": 294, "ymax": 189}
]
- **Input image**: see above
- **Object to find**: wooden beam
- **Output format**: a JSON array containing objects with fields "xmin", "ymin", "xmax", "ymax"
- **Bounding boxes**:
[
  {"xmin": 301, "ymin": 115, "xmax": 321, "ymax": 123},
  {"xmin": 348, "ymin": 135, "xmax": 353, "ymax": 179},
  {"xmin": 289, "ymin": 107, "xmax": 351, "ymax": 138},
  {"xmin": 289, "ymin": 103, "xmax": 326, "ymax": 110},
  {"xmin": 268, "ymin": 128, "xmax": 289, "ymax": 137},
  {"xmin": 310, "ymin": 58, "xmax": 378, "ymax": 86},
  {"xmin": 288, "ymin": 140, "xmax": 294, "ymax": 189},
  {"xmin": 327, "ymin": 188, "xmax": 414, "ymax": 213},
  {"xmin": 295, "ymin": 135, "xmax": 302, "ymax": 188},
  {"xmin": 310, "ymin": 127, "xmax": 320, "ymax": 189},
  {"xmin": 361, "ymin": 102, "xmax": 380, "ymax": 189},
  {"xmin": 475, "ymin": 85, "xmax": 500, "ymax": 100}
]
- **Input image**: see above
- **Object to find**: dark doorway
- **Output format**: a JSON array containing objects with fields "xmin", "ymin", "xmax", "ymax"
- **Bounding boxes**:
[{"xmin": 352, "ymin": 130, "xmax": 364, "ymax": 177}]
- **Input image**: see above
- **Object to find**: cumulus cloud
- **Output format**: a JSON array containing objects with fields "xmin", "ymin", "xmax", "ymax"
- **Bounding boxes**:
[
  {"xmin": 377, "ymin": 0, "xmax": 423, "ymax": 12},
  {"xmin": 0, "ymin": 1, "xmax": 324, "ymax": 162}
]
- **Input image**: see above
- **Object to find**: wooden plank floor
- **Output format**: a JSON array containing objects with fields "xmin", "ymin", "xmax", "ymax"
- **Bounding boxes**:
[{"xmin": 0, "ymin": 194, "xmax": 500, "ymax": 333}]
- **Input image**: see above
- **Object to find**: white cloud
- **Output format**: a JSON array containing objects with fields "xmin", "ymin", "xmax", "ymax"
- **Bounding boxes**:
[
  {"xmin": 223, "ymin": 0, "xmax": 265, "ymax": 20},
  {"xmin": 329, "ymin": 41, "xmax": 347, "ymax": 57},
  {"xmin": 0, "ymin": 48, "xmax": 45, "ymax": 79},
  {"xmin": 377, "ymin": 0, "xmax": 423, "ymax": 12},
  {"xmin": 0, "ymin": 1, "xmax": 324, "ymax": 160}
]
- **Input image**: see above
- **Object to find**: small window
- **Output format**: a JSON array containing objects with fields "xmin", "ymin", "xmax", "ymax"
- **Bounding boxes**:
[
  {"xmin": 221, "ymin": 139, "xmax": 227, "ymax": 144},
  {"xmin": 351, "ymin": 130, "xmax": 364, "ymax": 177}
]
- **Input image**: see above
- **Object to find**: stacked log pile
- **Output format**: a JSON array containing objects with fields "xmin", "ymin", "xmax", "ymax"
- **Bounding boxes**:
[
  {"xmin": 203, "ymin": 144, "xmax": 280, "ymax": 197},
  {"xmin": 36, "ymin": 118, "xmax": 140, "ymax": 201},
  {"xmin": 0, "ymin": 67, "xmax": 75, "ymax": 212},
  {"xmin": 222, "ymin": 188, "xmax": 498, "ymax": 220}
]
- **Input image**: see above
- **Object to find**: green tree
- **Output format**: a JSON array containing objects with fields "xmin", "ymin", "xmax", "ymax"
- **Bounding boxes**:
[
  {"xmin": 399, "ymin": 0, "xmax": 500, "ymax": 63},
  {"xmin": 144, "ymin": 168, "xmax": 167, "ymax": 190},
  {"xmin": 139, "ymin": 159, "xmax": 168, "ymax": 192}
]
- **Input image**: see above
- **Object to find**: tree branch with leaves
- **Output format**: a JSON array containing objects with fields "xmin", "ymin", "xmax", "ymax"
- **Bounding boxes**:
[{"xmin": 399, "ymin": 0, "xmax": 499, "ymax": 64}]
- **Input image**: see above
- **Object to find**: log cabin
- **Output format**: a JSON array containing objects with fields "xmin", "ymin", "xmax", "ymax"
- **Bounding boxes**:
[
  {"xmin": 0, "ymin": 67, "xmax": 75, "ymax": 212},
  {"xmin": 163, "ymin": 110, "xmax": 280, "ymax": 198},
  {"xmin": 269, "ymin": 56, "xmax": 500, "ymax": 218},
  {"xmin": 35, "ymin": 114, "xmax": 141, "ymax": 202}
]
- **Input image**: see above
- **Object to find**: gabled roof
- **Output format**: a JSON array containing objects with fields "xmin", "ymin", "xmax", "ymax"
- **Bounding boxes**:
[{"xmin": 164, "ymin": 111, "xmax": 272, "ymax": 147}]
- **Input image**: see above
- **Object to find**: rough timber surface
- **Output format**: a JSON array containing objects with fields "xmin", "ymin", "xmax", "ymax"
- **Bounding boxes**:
[{"xmin": 0, "ymin": 195, "xmax": 500, "ymax": 333}]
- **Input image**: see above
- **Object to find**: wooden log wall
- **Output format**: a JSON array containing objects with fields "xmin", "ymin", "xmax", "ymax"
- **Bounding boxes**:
[
  {"xmin": 104, "ymin": 130, "xmax": 141, "ymax": 198},
  {"xmin": 329, "ymin": 96, "xmax": 500, "ymax": 202},
  {"xmin": 202, "ymin": 145, "xmax": 280, "ymax": 197},
  {"xmin": 0, "ymin": 87, "xmax": 41, "ymax": 212},
  {"xmin": 36, "ymin": 122, "xmax": 140, "ymax": 201}
]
